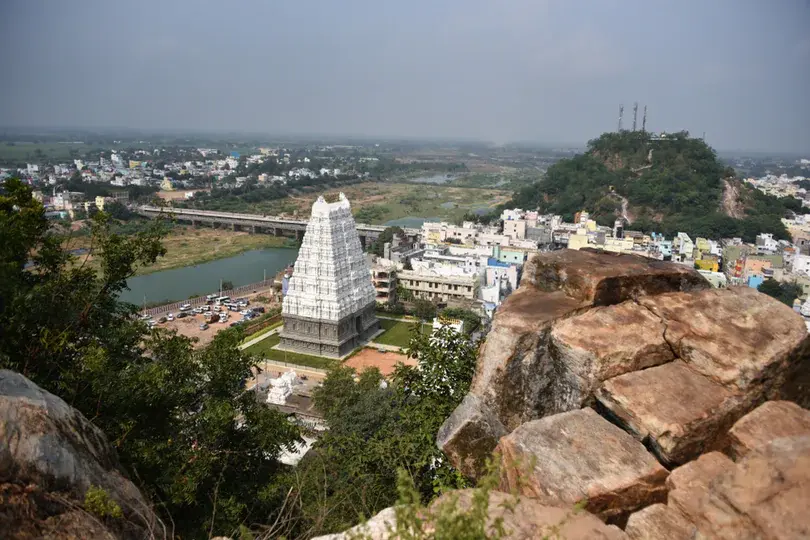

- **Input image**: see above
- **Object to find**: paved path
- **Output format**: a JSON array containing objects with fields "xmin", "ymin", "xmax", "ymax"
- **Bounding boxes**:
[
  {"xmin": 239, "ymin": 325, "xmax": 282, "ymax": 350},
  {"xmin": 376, "ymin": 314, "xmax": 419, "ymax": 322},
  {"xmin": 366, "ymin": 341, "xmax": 404, "ymax": 353}
]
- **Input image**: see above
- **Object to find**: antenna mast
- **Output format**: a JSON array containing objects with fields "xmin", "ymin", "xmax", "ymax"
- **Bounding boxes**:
[
  {"xmin": 618, "ymin": 104, "xmax": 624, "ymax": 131},
  {"xmin": 632, "ymin": 102, "xmax": 638, "ymax": 131},
  {"xmin": 642, "ymin": 105, "xmax": 647, "ymax": 133}
]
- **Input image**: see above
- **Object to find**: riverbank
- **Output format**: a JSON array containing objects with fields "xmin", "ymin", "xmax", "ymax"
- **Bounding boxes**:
[
  {"xmin": 65, "ymin": 226, "xmax": 297, "ymax": 276},
  {"xmin": 137, "ymin": 227, "xmax": 296, "ymax": 276}
]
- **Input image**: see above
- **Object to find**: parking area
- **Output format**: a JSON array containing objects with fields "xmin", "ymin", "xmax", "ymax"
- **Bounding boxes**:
[{"xmin": 145, "ymin": 293, "xmax": 280, "ymax": 348}]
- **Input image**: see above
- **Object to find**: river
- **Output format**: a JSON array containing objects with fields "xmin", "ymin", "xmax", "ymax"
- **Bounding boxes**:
[{"xmin": 119, "ymin": 248, "xmax": 299, "ymax": 305}]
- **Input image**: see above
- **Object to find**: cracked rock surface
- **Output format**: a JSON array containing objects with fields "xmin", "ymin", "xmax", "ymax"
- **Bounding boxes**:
[{"xmin": 439, "ymin": 250, "xmax": 810, "ymax": 478}]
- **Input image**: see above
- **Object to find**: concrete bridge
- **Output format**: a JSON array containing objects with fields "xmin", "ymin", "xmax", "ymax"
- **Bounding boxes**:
[{"xmin": 136, "ymin": 205, "xmax": 419, "ymax": 246}]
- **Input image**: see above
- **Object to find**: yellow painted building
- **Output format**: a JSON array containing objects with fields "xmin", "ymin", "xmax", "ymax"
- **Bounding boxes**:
[
  {"xmin": 128, "ymin": 160, "xmax": 142, "ymax": 169},
  {"xmin": 566, "ymin": 230, "xmax": 590, "ymax": 250},
  {"xmin": 95, "ymin": 195, "xmax": 106, "ymax": 211},
  {"xmin": 603, "ymin": 237, "xmax": 635, "ymax": 254},
  {"xmin": 160, "ymin": 177, "xmax": 174, "ymax": 191},
  {"xmin": 695, "ymin": 237, "xmax": 711, "ymax": 254},
  {"xmin": 694, "ymin": 258, "xmax": 719, "ymax": 272}
]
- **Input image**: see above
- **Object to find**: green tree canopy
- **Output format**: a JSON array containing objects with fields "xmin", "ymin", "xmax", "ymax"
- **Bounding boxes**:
[
  {"xmin": 0, "ymin": 178, "xmax": 299, "ymax": 538},
  {"xmin": 758, "ymin": 279, "xmax": 803, "ymax": 307},
  {"xmin": 504, "ymin": 131, "xmax": 794, "ymax": 241},
  {"xmin": 281, "ymin": 326, "xmax": 477, "ymax": 537}
]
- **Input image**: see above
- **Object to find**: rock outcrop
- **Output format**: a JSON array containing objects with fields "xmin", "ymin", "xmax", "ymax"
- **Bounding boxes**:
[
  {"xmin": 439, "ymin": 250, "xmax": 712, "ymax": 478},
  {"xmin": 439, "ymin": 250, "xmax": 810, "ymax": 478},
  {"xmin": 314, "ymin": 490, "xmax": 629, "ymax": 540},
  {"xmin": 727, "ymin": 399, "xmax": 810, "ymax": 459},
  {"xmin": 625, "ymin": 400, "xmax": 810, "ymax": 539},
  {"xmin": 496, "ymin": 408, "xmax": 668, "ymax": 523},
  {"xmin": 0, "ymin": 370, "xmax": 162, "ymax": 539},
  {"xmin": 624, "ymin": 503, "xmax": 697, "ymax": 540}
]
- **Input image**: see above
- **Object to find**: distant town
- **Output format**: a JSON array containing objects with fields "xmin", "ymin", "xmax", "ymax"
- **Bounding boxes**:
[{"xmin": 4, "ymin": 137, "xmax": 810, "ymax": 338}]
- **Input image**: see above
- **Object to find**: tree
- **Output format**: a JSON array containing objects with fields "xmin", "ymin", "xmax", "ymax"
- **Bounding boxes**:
[
  {"xmin": 413, "ymin": 298, "xmax": 437, "ymax": 321},
  {"xmin": 282, "ymin": 327, "xmax": 477, "ymax": 538},
  {"xmin": 370, "ymin": 226, "xmax": 405, "ymax": 256},
  {"xmin": 221, "ymin": 280, "xmax": 234, "ymax": 291},
  {"xmin": 758, "ymin": 279, "xmax": 803, "ymax": 307},
  {"xmin": 0, "ymin": 178, "xmax": 299, "ymax": 538}
]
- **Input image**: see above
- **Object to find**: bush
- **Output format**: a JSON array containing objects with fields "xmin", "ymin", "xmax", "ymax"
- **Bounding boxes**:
[{"xmin": 84, "ymin": 486, "xmax": 122, "ymax": 519}]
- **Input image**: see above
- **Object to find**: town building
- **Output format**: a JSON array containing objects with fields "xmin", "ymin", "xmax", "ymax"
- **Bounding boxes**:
[
  {"xmin": 370, "ymin": 260, "xmax": 397, "ymax": 304},
  {"xmin": 279, "ymin": 194, "xmax": 379, "ymax": 358},
  {"xmin": 398, "ymin": 268, "xmax": 478, "ymax": 304}
]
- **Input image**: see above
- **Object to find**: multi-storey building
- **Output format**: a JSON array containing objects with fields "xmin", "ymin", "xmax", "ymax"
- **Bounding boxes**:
[{"xmin": 398, "ymin": 269, "xmax": 478, "ymax": 303}]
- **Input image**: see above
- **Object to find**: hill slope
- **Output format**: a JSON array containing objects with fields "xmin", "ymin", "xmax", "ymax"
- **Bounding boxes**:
[{"xmin": 508, "ymin": 131, "xmax": 798, "ymax": 241}]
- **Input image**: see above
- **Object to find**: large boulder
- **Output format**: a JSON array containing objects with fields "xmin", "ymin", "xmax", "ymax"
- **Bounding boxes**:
[
  {"xmin": 523, "ymin": 249, "xmax": 709, "ymax": 304},
  {"xmin": 727, "ymin": 400, "xmax": 810, "ymax": 459},
  {"xmin": 314, "ymin": 490, "xmax": 628, "ymax": 540},
  {"xmin": 595, "ymin": 360, "xmax": 747, "ymax": 466},
  {"xmin": 639, "ymin": 287, "xmax": 810, "ymax": 396},
  {"xmin": 546, "ymin": 301, "xmax": 675, "ymax": 415},
  {"xmin": 0, "ymin": 370, "xmax": 161, "ymax": 539},
  {"xmin": 439, "ymin": 250, "xmax": 709, "ymax": 477},
  {"xmin": 593, "ymin": 288, "xmax": 810, "ymax": 466},
  {"xmin": 664, "ymin": 438, "xmax": 810, "ymax": 539},
  {"xmin": 496, "ymin": 408, "xmax": 668, "ymax": 524},
  {"xmin": 624, "ymin": 503, "xmax": 697, "ymax": 540}
]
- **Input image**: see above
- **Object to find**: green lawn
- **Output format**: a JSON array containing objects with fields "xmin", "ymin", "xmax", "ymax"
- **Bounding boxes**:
[
  {"xmin": 241, "ymin": 320, "xmax": 283, "ymax": 344},
  {"xmin": 374, "ymin": 319, "xmax": 430, "ymax": 348},
  {"xmin": 243, "ymin": 333, "xmax": 338, "ymax": 370}
]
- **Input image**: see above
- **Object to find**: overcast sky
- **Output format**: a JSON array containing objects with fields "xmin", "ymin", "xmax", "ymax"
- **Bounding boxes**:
[{"xmin": 1, "ymin": 0, "xmax": 808, "ymax": 152}]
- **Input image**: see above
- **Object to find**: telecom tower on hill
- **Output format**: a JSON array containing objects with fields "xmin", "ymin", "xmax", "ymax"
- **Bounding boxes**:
[{"xmin": 279, "ymin": 193, "xmax": 379, "ymax": 358}]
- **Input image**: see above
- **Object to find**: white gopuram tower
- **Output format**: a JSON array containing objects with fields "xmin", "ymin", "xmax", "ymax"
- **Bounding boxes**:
[{"xmin": 279, "ymin": 193, "xmax": 379, "ymax": 358}]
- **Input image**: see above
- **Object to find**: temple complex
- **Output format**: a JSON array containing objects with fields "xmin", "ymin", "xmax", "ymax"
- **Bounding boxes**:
[{"xmin": 279, "ymin": 193, "xmax": 379, "ymax": 358}]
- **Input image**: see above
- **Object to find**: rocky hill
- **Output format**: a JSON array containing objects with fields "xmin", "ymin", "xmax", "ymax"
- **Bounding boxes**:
[
  {"xmin": 322, "ymin": 250, "xmax": 810, "ymax": 539},
  {"xmin": 507, "ymin": 131, "xmax": 800, "ymax": 241}
]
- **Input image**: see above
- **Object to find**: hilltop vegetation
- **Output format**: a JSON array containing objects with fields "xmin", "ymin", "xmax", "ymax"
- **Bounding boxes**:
[{"xmin": 508, "ymin": 131, "xmax": 798, "ymax": 241}]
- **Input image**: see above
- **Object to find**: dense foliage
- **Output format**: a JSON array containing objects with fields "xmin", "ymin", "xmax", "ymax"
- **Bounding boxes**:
[
  {"xmin": 0, "ymin": 178, "xmax": 300, "ymax": 538},
  {"xmin": 507, "ymin": 131, "xmax": 796, "ymax": 241},
  {"xmin": 758, "ymin": 279, "xmax": 803, "ymax": 306},
  {"xmin": 278, "ymin": 326, "xmax": 477, "ymax": 538},
  {"xmin": 370, "ymin": 226, "xmax": 406, "ymax": 257}
]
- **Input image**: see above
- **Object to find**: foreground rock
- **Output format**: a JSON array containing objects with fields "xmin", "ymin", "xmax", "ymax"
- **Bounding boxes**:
[
  {"xmin": 496, "ymin": 408, "xmax": 668, "ymax": 523},
  {"xmin": 314, "ymin": 490, "xmax": 628, "ymax": 539},
  {"xmin": 640, "ymin": 287, "xmax": 810, "ymax": 397},
  {"xmin": 523, "ymin": 249, "xmax": 709, "ymax": 305},
  {"xmin": 727, "ymin": 400, "xmax": 810, "ymax": 459},
  {"xmin": 546, "ymin": 301, "xmax": 675, "ymax": 415},
  {"xmin": 439, "ymin": 251, "xmax": 710, "ymax": 478},
  {"xmin": 624, "ymin": 504, "xmax": 697, "ymax": 540},
  {"xmin": 596, "ymin": 360, "xmax": 745, "ymax": 466},
  {"xmin": 0, "ymin": 370, "xmax": 161, "ymax": 539},
  {"xmin": 664, "ymin": 438, "xmax": 810, "ymax": 539}
]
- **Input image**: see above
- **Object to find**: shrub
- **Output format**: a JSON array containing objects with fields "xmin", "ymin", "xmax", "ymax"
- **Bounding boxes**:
[{"xmin": 84, "ymin": 485, "xmax": 123, "ymax": 519}]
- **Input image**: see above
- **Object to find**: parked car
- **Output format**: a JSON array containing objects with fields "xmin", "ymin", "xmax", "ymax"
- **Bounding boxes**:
[
  {"xmin": 167, "ymin": 313, "xmax": 174, "ymax": 321},
  {"xmin": 140, "ymin": 313, "xmax": 151, "ymax": 320},
  {"xmin": 240, "ymin": 309, "xmax": 251, "ymax": 316},
  {"xmin": 177, "ymin": 312, "xmax": 188, "ymax": 319},
  {"xmin": 199, "ymin": 323, "xmax": 209, "ymax": 331},
  {"xmin": 253, "ymin": 306, "xmax": 266, "ymax": 314},
  {"xmin": 158, "ymin": 316, "xmax": 167, "ymax": 323},
  {"xmin": 192, "ymin": 307, "xmax": 202, "ymax": 314},
  {"xmin": 179, "ymin": 304, "xmax": 191, "ymax": 312},
  {"xmin": 206, "ymin": 294, "xmax": 218, "ymax": 301}
]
